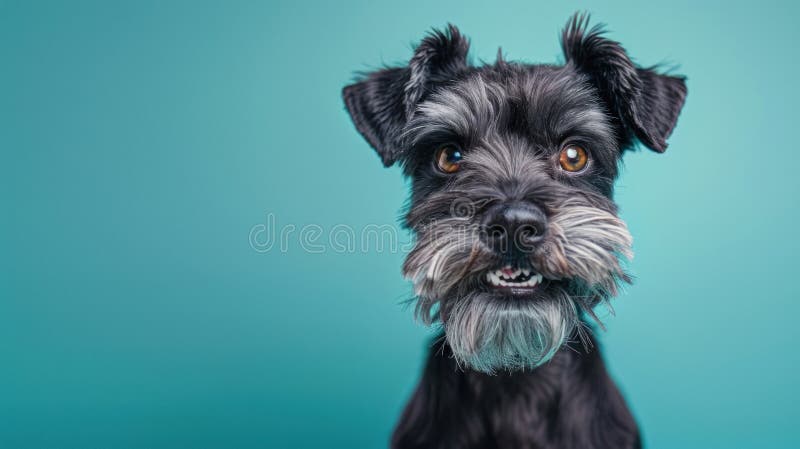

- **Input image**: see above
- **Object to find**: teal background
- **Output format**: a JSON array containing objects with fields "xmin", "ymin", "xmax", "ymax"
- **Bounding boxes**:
[{"xmin": 2, "ymin": 1, "xmax": 798, "ymax": 448}]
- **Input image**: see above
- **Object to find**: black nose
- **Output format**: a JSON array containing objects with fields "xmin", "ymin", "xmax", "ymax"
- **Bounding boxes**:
[{"xmin": 481, "ymin": 202, "xmax": 547, "ymax": 254}]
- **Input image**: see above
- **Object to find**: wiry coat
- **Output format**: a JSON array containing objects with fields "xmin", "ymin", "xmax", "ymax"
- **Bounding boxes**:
[
  {"xmin": 342, "ymin": 13, "xmax": 686, "ymax": 449},
  {"xmin": 392, "ymin": 334, "xmax": 640, "ymax": 449}
]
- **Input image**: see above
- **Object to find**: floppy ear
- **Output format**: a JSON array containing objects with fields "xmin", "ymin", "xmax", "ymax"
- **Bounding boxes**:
[
  {"xmin": 342, "ymin": 25, "xmax": 470, "ymax": 166},
  {"xmin": 561, "ymin": 13, "xmax": 687, "ymax": 152}
]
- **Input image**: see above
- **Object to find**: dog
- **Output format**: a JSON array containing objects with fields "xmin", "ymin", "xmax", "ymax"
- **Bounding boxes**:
[{"xmin": 342, "ymin": 13, "xmax": 686, "ymax": 449}]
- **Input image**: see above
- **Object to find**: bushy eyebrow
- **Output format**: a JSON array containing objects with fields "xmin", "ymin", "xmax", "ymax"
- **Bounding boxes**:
[
  {"xmin": 405, "ymin": 78, "xmax": 503, "ymax": 149},
  {"xmin": 404, "ymin": 70, "xmax": 619, "ymax": 171}
]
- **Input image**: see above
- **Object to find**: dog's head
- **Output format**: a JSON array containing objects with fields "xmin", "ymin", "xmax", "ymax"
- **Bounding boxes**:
[{"xmin": 342, "ymin": 14, "xmax": 686, "ymax": 373}]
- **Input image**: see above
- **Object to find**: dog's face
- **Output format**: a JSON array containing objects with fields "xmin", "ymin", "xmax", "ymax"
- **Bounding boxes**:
[{"xmin": 343, "ymin": 15, "xmax": 686, "ymax": 372}]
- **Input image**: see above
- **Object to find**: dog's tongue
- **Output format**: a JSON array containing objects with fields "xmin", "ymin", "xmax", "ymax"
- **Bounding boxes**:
[{"xmin": 501, "ymin": 267, "xmax": 516, "ymax": 277}]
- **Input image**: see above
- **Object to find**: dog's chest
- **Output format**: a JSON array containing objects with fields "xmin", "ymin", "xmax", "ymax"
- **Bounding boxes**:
[{"xmin": 467, "ymin": 358, "xmax": 569, "ymax": 449}]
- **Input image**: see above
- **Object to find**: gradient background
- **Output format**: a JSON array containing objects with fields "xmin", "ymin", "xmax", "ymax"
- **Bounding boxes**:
[{"xmin": 2, "ymin": 1, "xmax": 798, "ymax": 448}]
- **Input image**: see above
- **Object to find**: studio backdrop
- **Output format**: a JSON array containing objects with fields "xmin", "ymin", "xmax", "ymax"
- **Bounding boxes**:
[{"xmin": 2, "ymin": 1, "xmax": 798, "ymax": 448}]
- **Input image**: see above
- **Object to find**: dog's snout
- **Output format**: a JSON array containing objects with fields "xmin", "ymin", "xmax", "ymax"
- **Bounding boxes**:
[{"xmin": 481, "ymin": 202, "xmax": 547, "ymax": 253}]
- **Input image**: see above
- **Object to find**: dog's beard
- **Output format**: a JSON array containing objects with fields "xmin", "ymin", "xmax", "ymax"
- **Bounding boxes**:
[
  {"xmin": 442, "ymin": 288, "xmax": 579, "ymax": 372},
  {"xmin": 403, "ymin": 202, "xmax": 632, "ymax": 373}
]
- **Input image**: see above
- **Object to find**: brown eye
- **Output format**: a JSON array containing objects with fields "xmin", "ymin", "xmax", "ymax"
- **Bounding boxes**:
[
  {"xmin": 558, "ymin": 144, "xmax": 589, "ymax": 172},
  {"xmin": 435, "ymin": 145, "xmax": 463, "ymax": 174}
]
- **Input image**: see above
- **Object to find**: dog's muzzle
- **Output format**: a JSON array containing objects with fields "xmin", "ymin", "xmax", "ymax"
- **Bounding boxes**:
[
  {"xmin": 404, "ymin": 187, "xmax": 633, "ymax": 372},
  {"xmin": 480, "ymin": 201, "xmax": 547, "ymax": 255},
  {"xmin": 479, "ymin": 201, "xmax": 548, "ymax": 294}
]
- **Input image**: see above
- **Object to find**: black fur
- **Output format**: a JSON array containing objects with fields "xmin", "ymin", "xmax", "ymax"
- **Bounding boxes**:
[
  {"xmin": 561, "ymin": 13, "xmax": 686, "ymax": 152},
  {"xmin": 392, "ymin": 334, "xmax": 640, "ymax": 449},
  {"xmin": 342, "ymin": 12, "xmax": 686, "ymax": 449},
  {"xmin": 342, "ymin": 25, "xmax": 470, "ymax": 166}
]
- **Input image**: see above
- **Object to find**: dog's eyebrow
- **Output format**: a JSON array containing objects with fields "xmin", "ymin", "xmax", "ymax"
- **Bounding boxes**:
[
  {"xmin": 555, "ymin": 109, "xmax": 610, "ymax": 135},
  {"xmin": 554, "ymin": 109, "xmax": 617, "ymax": 148},
  {"xmin": 405, "ymin": 101, "xmax": 480, "ymax": 148},
  {"xmin": 405, "ymin": 70, "xmax": 619, "ymax": 176},
  {"xmin": 406, "ymin": 76, "xmax": 506, "ymax": 147}
]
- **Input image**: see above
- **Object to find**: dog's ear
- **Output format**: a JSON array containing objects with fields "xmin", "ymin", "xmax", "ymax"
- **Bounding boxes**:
[
  {"xmin": 342, "ymin": 25, "xmax": 470, "ymax": 166},
  {"xmin": 561, "ymin": 13, "xmax": 687, "ymax": 153}
]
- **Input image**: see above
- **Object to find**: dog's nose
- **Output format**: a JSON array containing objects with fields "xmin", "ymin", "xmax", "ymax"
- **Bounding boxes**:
[{"xmin": 481, "ymin": 202, "xmax": 547, "ymax": 253}]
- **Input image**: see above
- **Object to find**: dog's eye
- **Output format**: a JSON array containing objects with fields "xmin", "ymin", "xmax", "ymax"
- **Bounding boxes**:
[
  {"xmin": 558, "ymin": 144, "xmax": 589, "ymax": 172},
  {"xmin": 435, "ymin": 145, "xmax": 463, "ymax": 174}
]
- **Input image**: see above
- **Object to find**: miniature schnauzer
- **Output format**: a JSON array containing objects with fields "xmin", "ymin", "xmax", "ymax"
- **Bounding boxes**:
[{"xmin": 342, "ymin": 13, "xmax": 686, "ymax": 449}]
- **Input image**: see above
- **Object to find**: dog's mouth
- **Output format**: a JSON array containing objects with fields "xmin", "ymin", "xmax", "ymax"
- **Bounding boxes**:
[{"xmin": 484, "ymin": 265, "xmax": 544, "ymax": 292}]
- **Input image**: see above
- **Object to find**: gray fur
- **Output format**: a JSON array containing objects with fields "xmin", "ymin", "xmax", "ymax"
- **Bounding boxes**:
[
  {"xmin": 342, "ymin": 17, "xmax": 686, "ymax": 447},
  {"xmin": 343, "ymin": 18, "xmax": 684, "ymax": 374},
  {"xmin": 402, "ymin": 131, "xmax": 632, "ymax": 372},
  {"xmin": 444, "ymin": 288, "xmax": 579, "ymax": 372}
]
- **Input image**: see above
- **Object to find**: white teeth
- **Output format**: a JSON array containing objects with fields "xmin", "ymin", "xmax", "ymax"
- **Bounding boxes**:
[{"xmin": 486, "ymin": 269, "xmax": 543, "ymax": 288}]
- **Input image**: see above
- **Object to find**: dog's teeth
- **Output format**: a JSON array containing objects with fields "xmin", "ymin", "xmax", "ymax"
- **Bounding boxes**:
[{"xmin": 486, "ymin": 268, "xmax": 543, "ymax": 288}]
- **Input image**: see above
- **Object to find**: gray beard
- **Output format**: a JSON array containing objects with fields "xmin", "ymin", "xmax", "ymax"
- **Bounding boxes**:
[
  {"xmin": 441, "ymin": 288, "xmax": 579, "ymax": 373},
  {"xmin": 403, "ymin": 198, "xmax": 632, "ymax": 373}
]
